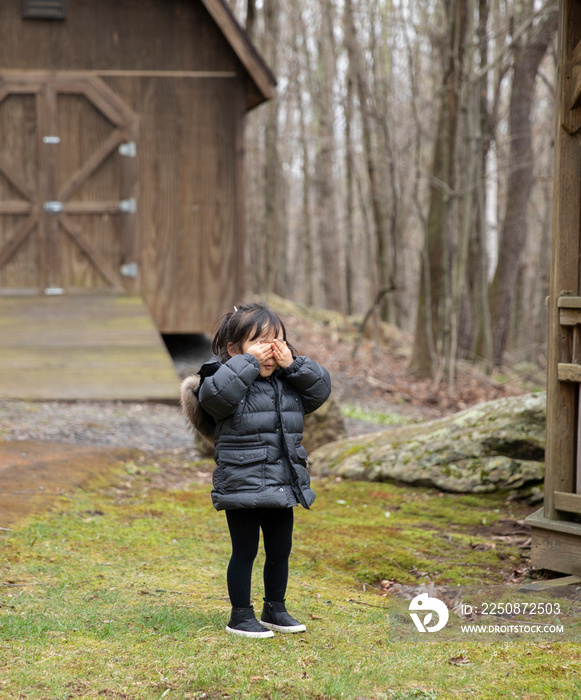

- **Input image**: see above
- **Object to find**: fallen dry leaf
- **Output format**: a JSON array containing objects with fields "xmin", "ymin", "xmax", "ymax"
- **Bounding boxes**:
[
  {"xmin": 448, "ymin": 654, "xmax": 471, "ymax": 666},
  {"xmin": 470, "ymin": 541, "xmax": 496, "ymax": 551}
]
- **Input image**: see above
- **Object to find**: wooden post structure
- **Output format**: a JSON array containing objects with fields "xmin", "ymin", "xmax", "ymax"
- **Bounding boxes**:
[{"xmin": 527, "ymin": 0, "xmax": 581, "ymax": 574}]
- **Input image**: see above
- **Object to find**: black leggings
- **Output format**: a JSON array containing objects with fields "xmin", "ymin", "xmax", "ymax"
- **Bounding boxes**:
[{"xmin": 225, "ymin": 508, "xmax": 294, "ymax": 608}]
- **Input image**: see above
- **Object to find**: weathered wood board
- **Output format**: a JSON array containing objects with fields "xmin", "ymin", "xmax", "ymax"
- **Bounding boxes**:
[{"xmin": 0, "ymin": 295, "xmax": 179, "ymax": 400}]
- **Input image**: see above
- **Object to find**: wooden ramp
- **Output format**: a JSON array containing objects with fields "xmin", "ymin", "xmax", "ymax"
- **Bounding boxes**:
[{"xmin": 0, "ymin": 296, "xmax": 179, "ymax": 401}]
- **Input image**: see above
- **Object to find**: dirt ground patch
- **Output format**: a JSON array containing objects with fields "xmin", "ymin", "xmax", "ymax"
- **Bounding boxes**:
[{"xmin": 0, "ymin": 440, "xmax": 136, "ymax": 528}]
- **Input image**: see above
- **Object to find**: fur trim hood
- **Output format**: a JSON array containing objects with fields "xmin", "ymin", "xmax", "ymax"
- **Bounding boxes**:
[{"xmin": 180, "ymin": 374, "xmax": 216, "ymax": 447}]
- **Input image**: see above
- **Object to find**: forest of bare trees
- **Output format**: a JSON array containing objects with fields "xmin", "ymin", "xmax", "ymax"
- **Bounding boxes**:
[{"xmin": 226, "ymin": 0, "xmax": 558, "ymax": 381}]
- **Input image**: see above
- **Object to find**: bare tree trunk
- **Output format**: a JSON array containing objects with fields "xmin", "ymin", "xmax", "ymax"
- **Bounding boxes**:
[
  {"xmin": 246, "ymin": 0, "xmax": 256, "ymax": 39},
  {"xmin": 415, "ymin": 134, "xmax": 448, "ymax": 373},
  {"xmin": 447, "ymin": 0, "xmax": 478, "ymax": 392},
  {"xmin": 464, "ymin": 0, "xmax": 493, "ymax": 367},
  {"xmin": 410, "ymin": 0, "xmax": 466, "ymax": 377},
  {"xmin": 344, "ymin": 0, "xmax": 390, "ymax": 325},
  {"xmin": 261, "ymin": 0, "xmax": 282, "ymax": 294},
  {"xmin": 344, "ymin": 36, "xmax": 356, "ymax": 316},
  {"xmin": 299, "ymin": 105, "xmax": 314, "ymax": 307},
  {"xmin": 290, "ymin": 0, "xmax": 314, "ymax": 306},
  {"xmin": 489, "ymin": 4, "xmax": 558, "ymax": 366},
  {"xmin": 404, "ymin": 8, "xmax": 435, "ymax": 375},
  {"xmin": 314, "ymin": 0, "xmax": 343, "ymax": 311},
  {"xmin": 365, "ymin": 0, "xmax": 399, "ymax": 324}
]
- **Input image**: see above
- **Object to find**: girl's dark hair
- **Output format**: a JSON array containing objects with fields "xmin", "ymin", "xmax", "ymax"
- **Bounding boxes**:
[{"xmin": 212, "ymin": 303, "xmax": 296, "ymax": 362}]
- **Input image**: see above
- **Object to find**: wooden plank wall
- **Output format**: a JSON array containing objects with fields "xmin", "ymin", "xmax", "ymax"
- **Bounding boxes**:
[
  {"xmin": 0, "ymin": 0, "xmax": 238, "ymax": 74},
  {"xmin": 0, "ymin": 94, "xmax": 39, "ymax": 289},
  {"xmin": 102, "ymin": 74, "xmax": 245, "ymax": 333},
  {"xmin": 0, "ymin": 0, "xmax": 247, "ymax": 333}
]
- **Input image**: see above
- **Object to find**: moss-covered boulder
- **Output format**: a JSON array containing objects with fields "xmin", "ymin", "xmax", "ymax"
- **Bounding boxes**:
[
  {"xmin": 310, "ymin": 392, "xmax": 546, "ymax": 498},
  {"xmin": 303, "ymin": 398, "xmax": 346, "ymax": 452}
]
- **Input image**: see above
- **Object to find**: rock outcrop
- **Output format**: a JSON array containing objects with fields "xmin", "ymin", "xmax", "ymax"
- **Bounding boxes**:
[
  {"xmin": 309, "ymin": 392, "xmax": 545, "ymax": 499},
  {"xmin": 303, "ymin": 398, "xmax": 347, "ymax": 452}
]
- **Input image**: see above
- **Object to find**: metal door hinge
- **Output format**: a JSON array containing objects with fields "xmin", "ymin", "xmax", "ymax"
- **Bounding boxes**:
[
  {"xmin": 119, "ymin": 142, "xmax": 136, "ymax": 157},
  {"xmin": 120, "ymin": 262, "xmax": 138, "ymax": 278},
  {"xmin": 44, "ymin": 201, "xmax": 63, "ymax": 213},
  {"xmin": 43, "ymin": 136, "xmax": 61, "ymax": 144},
  {"xmin": 44, "ymin": 287, "xmax": 64, "ymax": 295},
  {"xmin": 119, "ymin": 198, "xmax": 136, "ymax": 213}
]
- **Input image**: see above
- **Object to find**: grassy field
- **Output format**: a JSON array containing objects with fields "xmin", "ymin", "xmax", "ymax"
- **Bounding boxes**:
[{"xmin": 1, "ymin": 455, "xmax": 580, "ymax": 700}]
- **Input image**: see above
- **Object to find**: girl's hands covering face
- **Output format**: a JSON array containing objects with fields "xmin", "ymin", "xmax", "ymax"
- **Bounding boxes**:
[
  {"xmin": 244, "ymin": 340, "xmax": 274, "ymax": 364},
  {"xmin": 271, "ymin": 338, "xmax": 293, "ymax": 368},
  {"xmin": 233, "ymin": 332, "xmax": 293, "ymax": 376}
]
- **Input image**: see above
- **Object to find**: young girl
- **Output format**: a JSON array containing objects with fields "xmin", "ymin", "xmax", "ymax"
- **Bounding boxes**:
[{"xmin": 182, "ymin": 303, "xmax": 331, "ymax": 638}]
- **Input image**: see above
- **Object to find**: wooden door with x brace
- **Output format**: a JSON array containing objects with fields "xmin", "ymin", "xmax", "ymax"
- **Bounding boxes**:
[{"xmin": 0, "ymin": 72, "xmax": 139, "ymax": 295}]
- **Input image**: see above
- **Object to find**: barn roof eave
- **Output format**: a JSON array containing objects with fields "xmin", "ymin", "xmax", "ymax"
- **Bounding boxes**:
[{"xmin": 200, "ymin": 0, "xmax": 277, "ymax": 109}]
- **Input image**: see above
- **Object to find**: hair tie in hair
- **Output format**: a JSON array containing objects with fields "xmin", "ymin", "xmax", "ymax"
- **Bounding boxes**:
[{"xmin": 233, "ymin": 306, "xmax": 238, "ymax": 312}]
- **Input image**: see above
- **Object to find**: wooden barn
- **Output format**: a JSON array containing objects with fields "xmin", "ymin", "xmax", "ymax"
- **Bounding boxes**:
[
  {"xmin": 0, "ymin": 0, "xmax": 275, "ymax": 400},
  {"xmin": 526, "ymin": 0, "xmax": 581, "ymax": 576}
]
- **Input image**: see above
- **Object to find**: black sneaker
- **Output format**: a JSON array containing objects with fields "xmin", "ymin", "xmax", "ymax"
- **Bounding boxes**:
[
  {"xmin": 226, "ymin": 606, "xmax": 274, "ymax": 639},
  {"xmin": 260, "ymin": 600, "xmax": 306, "ymax": 633}
]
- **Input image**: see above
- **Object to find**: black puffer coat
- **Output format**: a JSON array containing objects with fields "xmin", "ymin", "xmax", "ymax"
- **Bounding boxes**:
[{"xmin": 198, "ymin": 353, "xmax": 331, "ymax": 511}]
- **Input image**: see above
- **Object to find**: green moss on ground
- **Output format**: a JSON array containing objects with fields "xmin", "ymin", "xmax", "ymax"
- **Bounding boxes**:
[{"xmin": 1, "ymin": 459, "xmax": 578, "ymax": 700}]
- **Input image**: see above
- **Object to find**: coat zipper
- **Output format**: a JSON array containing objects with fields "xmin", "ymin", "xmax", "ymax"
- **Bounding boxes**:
[
  {"xmin": 271, "ymin": 376, "xmax": 307, "ymax": 505},
  {"xmin": 271, "ymin": 377, "xmax": 290, "ymax": 484}
]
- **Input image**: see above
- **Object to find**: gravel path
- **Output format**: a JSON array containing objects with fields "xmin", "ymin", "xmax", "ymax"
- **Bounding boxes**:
[
  {"xmin": 0, "ymin": 399, "xmax": 381, "ymax": 454},
  {"xmin": 0, "ymin": 400, "xmax": 195, "ymax": 452}
]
